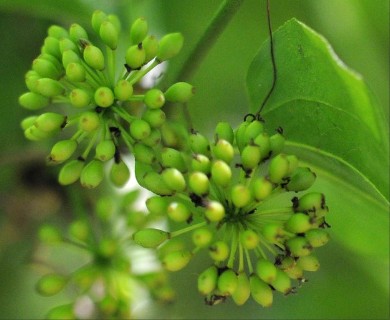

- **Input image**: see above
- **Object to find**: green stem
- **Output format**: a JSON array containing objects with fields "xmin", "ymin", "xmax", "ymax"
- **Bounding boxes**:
[
  {"xmin": 170, "ymin": 221, "xmax": 207, "ymax": 238},
  {"xmin": 128, "ymin": 60, "xmax": 159, "ymax": 85},
  {"xmin": 107, "ymin": 47, "xmax": 116, "ymax": 85}
]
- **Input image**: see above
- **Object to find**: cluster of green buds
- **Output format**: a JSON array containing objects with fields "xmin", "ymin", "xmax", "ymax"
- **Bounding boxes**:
[
  {"xmin": 132, "ymin": 116, "xmax": 330, "ymax": 306},
  {"xmin": 19, "ymin": 10, "xmax": 194, "ymax": 189},
  {"xmin": 35, "ymin": 191, "xmax": 174, "ymax": 319}
]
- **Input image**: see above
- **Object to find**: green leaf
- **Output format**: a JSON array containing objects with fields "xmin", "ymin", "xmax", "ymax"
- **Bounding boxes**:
[{"xmin": 247, "ymin": 18, "xmax": 389, "ymax": 201}]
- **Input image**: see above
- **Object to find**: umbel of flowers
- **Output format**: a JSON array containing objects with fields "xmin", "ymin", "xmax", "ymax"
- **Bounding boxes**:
[
  {"xmin": 133, "ymin": 117, "xmax": 330, "ymax": 306},
  {"xmin": 35, "ymin": 191, "xmax": 175, "ymax": 319},
  {"xmin": 19, "ymin": 10, "xmax": 194, "ymax": 189}
]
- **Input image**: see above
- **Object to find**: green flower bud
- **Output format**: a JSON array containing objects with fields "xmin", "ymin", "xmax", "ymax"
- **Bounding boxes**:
[
  {"xmin": 36, "ymin": 273, "xmax": 67, "ymax": 296},
  {"xmin": 240, "ymin": 229, "xmax": 260, "ymax": 250},
  {"xmin": 191, "ymin": 154, "xmax": 211, "ymax": 174},
  {"xmin": 157, "ymin": 33, "xmax": 184, "ymax": 61},
  {"xmin": 269, "ymin": 132, "xmax": 285, "ymax": 155},
  {"xmin": 96, "ymin": 140, "xmax": 116, "ymax": 161},
  {"xmin": 91, "ymin": 10, "xmax": 107, "ymax": 34},
  {"xmin": 49, "ymin": 139, "xmax": 77, "ymax": 163},
  {"xmin": 25, "ymin": 70, "xmax": 40, "ymax": 92},
  {"xmin": 286, "ymin": 236, "xmax": 312, "ymax": 257},
  {"xmin": 256, "ymin": 259, "xmax": 277, "ymax": 283},
  {"xmin": 235, "ymin": 120, "xmax": 251, "ymax": 152},
  {"xmin": 295, "ymin": 192, "xmax": 327, "ymax": 216},
  {"xmin": 231, "ymin": 184, "xmax": 252, "ymax": 208},
  {"xmin": 215, "ymin": 122, "xmax": 234, "ymax": 144},
  {"xmin": 241, "ymin": 144, "xmax": 261, "ymax": 170},
  {"xmin": 305, "ymin": 229, "xmax": 330, "ymax": 247},
  {"xmin": 43, "ymin": 36, "xmax": 61, "ymax": 59},
  {"xmin": 146, "ymin": 196, "xmax": 168, "ymax": 215},
  {"xmin": 144, "ymin": 88, "xmax": 165, "ymax": 109},
  {"xmin": 80, "ymin": 159, "xmax": 104, "ymax": 188},
  {"xmin": 162, "ymin": 250, "xmax": 192, "ymax": 272},
  {"xmin": 38, "ymin": 224, "xmax": 62, "ymax": 244},
  {"xmin": 58, "ymin": 159, "xmax": 84, "ymax": 185},
  {"xmin": 69, "ymin": 219, "xmax": 90, "ymax": 242},
  {"xmin": 218, "ymin": 269, "xmax": 238, "ymax": 295},
  {"xmin": 213, "ymin": 139, "xmax": 234, "ymax": 164},
  {"xmin": 19, "ymin": 92, "xmax": 49, "ymax": 110},
  {"xmin": 268, "ymin": 153, "xmax": 289, "ymax": 183},
  {"xmin": 253, "ymin": 132, "xmax": 271, "ymax": 158},
  {"xmin": 249, "ymin": 275, "xmax": 273, "ymax": 307},
  {"xmin": 142, "ymin": 170, "xmax": 174, "ymax": 196},
  {"xmin": 270, "ymin": 269, "xmax": 292, "ymax": 295},
  {"xmin": 35, "ymin": 112, "xmax": 66, "ymax": 133},
  {"xmin": 110, "ymin": 160, "xmax": 130, "ymax": 187},
  {"xmin": 205, "ymin": 201, "xmax": 225, "ymax": 222},
  {"xmin": 285, "ymin": 167, "xmax": 316, "ymax": 192},
  {"xmin": 21, "ymin": 116, "xmax": 38, "ymax": 131},
  {"xmin": 130, "ymin": 17, "xmax": 148, "ymax": 44},
  {"xmin": 46, "ymin": 304, "xmax": 75, "ymax": 320},
  {"xmin": 69, "ymin": 88, "xmax": 91, "ymax": 108},
  {"xmin": 83, "ymin": 45, "xmax": 105, "ymax": 70},
  {"xmin": 79, "ymin": 111, "xmax": 100, "ymax": 132},
  {"xmin": 38, "ymin": 53, "xmax": 62, "ymax": 71},
  {"xmin": 142, "ymin": 129, "xmax": 161, "ymax": 147},
  {"xmin": 125, "ymin": 44, "xmax": 146, "ymax": 69},
  {"xmin": 114, "ymin": 80, "xmax": 133, "ymax": 101},
  {"xmin": 35, "ymin": 78, "xmax": 64, "ymax": 97},
  {"xmin": 24, "ymin": 126, "xmax": 52, "ymax": 141},
  {"xmin": 100, "ymin": 20, "xmax": 118, "ymax": 50},
  {"xmin": 209, "ymin": 241, "xmax": 229, "ymax": 262},
  {"xmin": 134, "ymin": 143, "xmax": 156, "ymax": 164},
  {"xmin": 244, "ymin": 120, "xmax": 264, "ymax": 143},
  {"xmin": 161, "ymin": 147, "xmax": 187, "ymax": 172},
  {"xmin": 32, "ymin": 58, "xmax": 61, "ymax": 79},
  {"xmin": 286, "ymin": 154, "xmax": 299, "ymax": 175},
  {"xmin": 192, "ymin": 228, "xmax": 213, "ymax": 248},
  {"xmin": 59, "ymin": 38, "xmax": 77, "ymax": 54},
  {"xmin": 130, "ymin": 119, "xmax": 151, "ymax": 140},
  {"xmin": 94, "ymin": 86, "xmax": 114, "ymax": 107},
  {"xmin": 143, "ymin": 35, "xmax": 159, "ymax": 62},
  {"xmin": 167, "ymin": 201, "xmax": 191, "ymax": 222},
  {"xmin": 283, "ymin": 263, "xmax": 304, "ymax": 280},
  {"xmin": 66, "ymin": 62, "xmax": 86, "ymax": 82},
  {"xmin": 211, "ymin": 160, "xmax": 232, "ymax": 187},
  {"xmin": 262, "ymin": 223, "xmax": 284, "ymax": 243},
  {"xmin": 62, "ymin": 50, "xmax": 80, "ymax": 68},
  {"xmin": 69, "ymin": 23, "xmax": 88, "ymax": 42},
  {"xmin": 158, "ymin": 238, "xmax": 186, "ymax": 258},
  {"xmin": 189, "ymin": 172, "xmax": 209, "ymax": 196},
  {"xmin": 164, "ymin": 82, "xmax": 195, "ymax": 103},
  {"xmin": 251, "ymin": 177, "xmax": 273, "ymax": 201},
  {"xmin": 278, "ymin": 255, "xmax": 296, "ymax": 271},
  {"xmin": 297, "ymin": 255, "xmax": 320, "ymax": 272},
  {"xmin": 133, "ymin": 228, "xmax": 169, "ymax": 248},
  {"xmin": 232, "ymin": 273, "xmax": 251, "ymax": 306},
  {"xmin": 142, "ymin": 109, "xmax": 166, "ymax": 128},
  {"xmin": 162, "ymin": 168, "xmax": 186, "ymax": 192},
  {"xmin": 285, "ymin": 213, "xmax": 312, "ymax": 234},
  {"xmin": 198, "ymin": 266, "xmax": 218, "ymax": 295},
  {"xmin": 48, "ymin": 25, "xmax": 68, "ymax": 39},
  {"xmin": 190, "ymin": 132, "xmax": 210, "ymax": 156}
]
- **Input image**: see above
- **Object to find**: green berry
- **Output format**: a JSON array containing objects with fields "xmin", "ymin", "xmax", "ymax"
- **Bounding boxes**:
[
  {"xmin": 305, "ymin": 229, "xmax": 330, "ymax": 247},
  {"xmin": 251, "ymin": 177, "xmax": 273, "ymax": 201},
  {"xmin": 35, "ymin": 112, "xmax": 66, "ymax": 133},
  {"xmin": 146, "ymin": 196, "xmax": 168, "ymax": 215},
  {"xmin": 142, "ymin": 129, "xmax": 162, "ymax": 147},
  {"xmin": 114, "ymin": 80, "xmax": 133, "ymax": 101},
  {"xmin": 205, "ymin": 201, "xmax": 225, "ymax": 222},
  {"xmin": 46, "ymin": 304, "xmax": 75, "ymax": 320},
  {"xmin": 58, "ymin": 159, "xmax": 84, "ymax": 185},
  {"xmin": 49, "ymin": 139, "xmax": 77, "ymax": 163},
  {"xmin": 215, "ymin": 122, "xmax": 234, "ymax": 144},
  {"xmin": 269, "ymin": 132, "xmax": 285, "ymax": 155},
  {"xmin": 62, "ymin": 50, "xmax": 80, "ymax": 68},
  {"xmin": 35, "ymin": 78, "xmax": 64, "ymax": 97},
  {"xmin": 69, "ymin": 219, "xmax": 90, "ymax": 242},
  {"xmin": 143, "ymin": 35, "xmax": 159, "ymax": 62},
  {"xmin": 167, "ymin": 201, "xmax": 191, "ymax": 222},
  {"xmin": 79, "ymin": 111, "xmax": 100, "ymax": 132},
  {"xmin": 80, "ymin": 159, "xmax": 104, "ymax": 188},
  {"xmin": 283, "ymin": 263, "xmax": 304, "ymax": 280},
  {"xmin": 161, "ymin": 147, "xmax": 187, "ymax": 172},
  {"xmin": 142, "ymin": 170, "xmax": 174, "ymax": 196},
  {"xmin": 94, "ymin": 87, "xmax": 114, "ymax": 107},
  {"xmin": 268, "ymin": 153, "xmax": 289, "ymax": 183},
  {"xmin": 164, "ymin": 82, "xmax": 195, "ymax": 103},
  {"xmin": 99, "ymin": 20, "xmax": 118, "ymax": 50},
  {"xmin": 209, "ymin": 241, "xmax": 229, "ymax": 262},
  {"xmin": 157, "ymin": 33, "xmax": 184, "ymax": 61},
  {"xmin": 142, "ymin": 109, "xmax": 166, "ymax": 128},
  {"xmin": 191, "ymin": 154, "xmax": 211, "ymax": 174},
  {"xmin": 162, "ymin": 168, "xmax": 186, "ymax": 192},
  {"xmin": 231, "ymin": 184, "xmax": 252, "ymax": 208},
  {"xmin": 96, "ymin": 196, "xmax": 116, "ymax": 221},
  {"xmin": 286, "ymin": 236, "xmax": 312, "ymax": 257},
  {"xmin": 83, "ymin": 45, "xmax": 105, "ymax": 70},
  {"xmin": 158, "ymin": 238, "xmax": 186, "ymax": 258},
  {"xmin": 96, "ymin": 140, "xmax": 116, "ymax": 161},
  {"xmin": 213, "ymin": 139, "xmax": 234, "ymax": 164},
  {"xmin": 91, "ymin": 10, "xmax": 107, "ymax": 34},
  {"xmin": 69, "ymin": 23, "xmax": 88, "ymax": 42},
  {"xmin": 69, "ymin": 88, "xmax": 91, "ymax": 108},
  {"xmin": 198, "ymin": 266, "xmax": 218, "ymax": 295},
  {"xmin": 130, "ymin": 17, "xmax": 148, "ymax": 44},
  {"xmin": 162, "ymin": 250, "xmax": 192, "ymax": 272},
  {"xmin": 270, "ymin": 269, "xmax": 292, "ymax": 294},
  {"xmin": 130, "ymin": 119, "xmax": 151, "ymax": 140},
  {"xmin": 98, "ymin": 238, "xmax": 117, "ymax": 258},
  {"xmin": 297, "ymin": 255, "xmax": 320, "ymax": 272},
  {"xmin": 66, "ymin": 62, "xmax": 86, "ymax": 82},
  {"xmin": 217, "ymin": 269, "xmax": 238, "ymax": 295},
  {"xmin": 232, "ymin": 273, "xmax": 251, "ymax": 306},
  {"xmin": 36, "ymin": 274, "xmax": 67, "ymax": 296},
  {"xmin": 48, "ymin": 25, "xmax": 68, "ymax": 39},
  {"xmin": 21, "ymin": 116, "xmax": 38, "ymax": 130},
  {"xmin": 262, "ymin": 223, "xmax": 284, "ymax": 243},
  {"xmin": 253, "ymin": 132, "xmax": 271, "ymax": 158},
  {"xmin": 144, "ymin": 89, "xmax": 165, "ymax": 109},
  {"xmin": 240, "ymin": 229, "xmax": 259, "ymax": 250},
  {"xmin": 256, "ymin": 259, "xmax": 277, "ymax": 283},
  {"xmin": 38, "ymin": 224, "xmax": 62, "ymax": 244},
  {"xmin": 110, "ymin": 160, "xmax": 130, "ymax": 187},
  {"xmin": 59, "ymin": 38, "xmax": 77, "ymax": 54},
  {"xmin": 192, "ymin": 228, "xmax": 213, "ymax": 248},
  {"xmin": 211, "ymin": 160, "xmax": 232, "ymax": 187},
  {"xmin": 244, "ymin": 120, "xmax": 264, "ymax": 143},
  {"xmin": 38, "ymin": 53, "xmax": 62, "ymax": 71},
  {"xmin": 133, "ymin": 143, "xmax": 156, "ymax": 164},
  {"xmin": 235, "ymin": 120, "xmax": 251, "ymax": 152},
  {"xmin": 42, "ymin": 36, "xmax": 61, "ymax": 59},
  {"xmin": 133, "ymin": 228, "xmax": 169, "ymax": 248},
  {"xmin": 190, "ymin": 132, "xmax": 210, "ymax": 156},
  {"xmin": 295, "ymin": 192, "xmax": 328, "ymax": 217},
  {"xmin": 125, "ymin": 44, "xmax": 146, "ymax": 69},
  {"xmin": 25, "ymin": 70, "xmax": 40, "ymax": 92},
  {"xmin": 285, "ymin": 213, "xmax": 312, "ymax": 234},
  {"xmin": 241, "ymin": 144, "xmax": 261, "ymax": 170},
  {"xmin": 189, "ymin": 172, "xmax": 209, "ymax": 196},
  {"xmin": 19, "ymin": 92, "xmax": 49, "ymax": 110},
  {"xmin": 32, "ymin": 58, "xmax": 61, "ymax": 79},
  {"xmin": 24, "ymin": 126, "xmax": 51, "ymax": 141},
  {"xmin": 249, "ymin": 275, "xmax": 273, "ymax": 307},
  {"xmin": 286, "ymin": 154, "xmax": 299, "ymax": 175}
]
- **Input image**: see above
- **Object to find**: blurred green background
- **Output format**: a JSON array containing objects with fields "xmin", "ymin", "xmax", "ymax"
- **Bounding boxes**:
[{"xmin": 0, "ymin": 0, "xmax": 388, "ymax": 318}]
